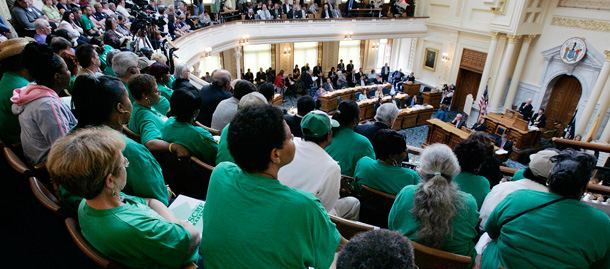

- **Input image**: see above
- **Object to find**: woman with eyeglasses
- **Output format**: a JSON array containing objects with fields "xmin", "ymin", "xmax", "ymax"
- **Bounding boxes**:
[
  {"xmin": 482, "ymin": 149, "xmax": 610, "ymax": 269},
  {"xmin": 70, "ymin": 74, "xmax": 172, "ymax": 208},
  {"xmin": 47, "ymin": 126, "xmax": 201, "ymax": 268},
  {"xmin": 128, "ymin": 74, "xmax": 190, "ymax": 158}
]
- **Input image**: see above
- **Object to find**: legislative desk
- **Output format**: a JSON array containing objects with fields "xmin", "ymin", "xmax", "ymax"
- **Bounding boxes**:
[
  {"xmin": 421, "ymin": 91, "xmax": 442, "ymax": 108},
  {"xmin": 318, "ymin": 84, "xmax": 392, "ymax": 112},
  {"xmin": 357, "ymin": 92, "xmax": 409, "ymax": 120},
  {"xmin": 402, "ymin": 82, "xmax": 421, "ymax": 97},
  {"xmin": 393, "ymin": 105, "xmax": 435, "ymax": 130},
  {"xmin": 272, "ymin": 93, "xmax": 283, "ymax": 106},
  {"xmin": 425, "ymin": 118, "xmax": 471, "ymax": 149},
  {"xmin": 483, "ymin": 110, "xmax": 541, "ymax": 150}
]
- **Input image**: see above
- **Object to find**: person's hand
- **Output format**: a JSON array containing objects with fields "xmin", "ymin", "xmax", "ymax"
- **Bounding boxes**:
[{"xmin": 171, "ymin": 143, "xmax": 191, "ymax": 159}]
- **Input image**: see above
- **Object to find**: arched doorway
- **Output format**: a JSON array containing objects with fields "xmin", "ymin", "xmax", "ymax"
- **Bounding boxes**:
[{"xmin": 545, "ymin": 75, "xmax": 582, "ymax": 133}]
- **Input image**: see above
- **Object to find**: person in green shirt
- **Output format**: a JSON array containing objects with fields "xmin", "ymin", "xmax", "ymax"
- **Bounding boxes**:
[
  {"xmin": 510, "ymin": 168, "xmax": 526, "ymax": 181},
  {"xmin": 215, "ymin": 91, "xmax": 269, "ymax": 165},
  {"xmin": 70, "ymin": 75, "xmax": 171, "ymax": 206},
  {"xmin": 389, "ymin": 144, "xmax": 479, "ymax": 264},
  {"xmin": 202, "ymin": 104, "xmax": 344, "ymax": 268},
  {"xmin": 149, "ymin": 62, "xmax": 174, "ymax": 101},
  {"xmin": 163, "ymin": 89, "xmax": 218, "ymax": 165},
  {"xmin": 453, "ymin": 139, "xmax": 491, "ymax": 209},
  {"xmin": 482, "ymin": 149, "xmax": 610, "ymax": 269},
  {"xmin": 326, "ymin": 100, "xmax": 376, "ymax": 176},
  {"xmin": 0, "ymin": 37, "xmax": 32, "ymax": 145},
  {"xmin": 79, "ymin": 6, "xmax": 101, "ymax": 36},
  {"xmin": 353, "ymin": 129, "xmax": 420, "ymax": 195},
  {"xmin": 103, "ymin": 48, "xmax": 120, "ymax": 76},
  {"xmin": 47, "ymin": 126, "xmax": 200, "ymax": 268},
  {"xmin": 127, "ymin": 74, "xmax": 189, "ymax": 158}
]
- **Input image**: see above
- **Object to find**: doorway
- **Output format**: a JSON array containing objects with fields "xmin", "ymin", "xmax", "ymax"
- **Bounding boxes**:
[
  {"xmin": 454, "ymin": 68, "xmax": 482, "ymax": 112},
  {"xmin": 545, "ymin": 75, "xmax": 582, "ymax": 132}
]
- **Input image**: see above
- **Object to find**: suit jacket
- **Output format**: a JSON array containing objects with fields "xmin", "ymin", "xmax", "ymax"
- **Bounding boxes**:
[
  {"xmin": 282, "ymin": 4, "xmax": 292, "ymax": 14},
  {"xmin": 354, "ymin": 121, "xmax": 390, "ymax": 143},
  {"xmin": 322, "ymin": 9, "xmax": 333, "ymax": 18},
  {"xmin": 337, "ymin": 63, "xmax": 345, "ymax": 70},
  {"xmin": 519, "ymin": 103, "xmax": 533, "ymax": 121},
  {"xmin": 345, "ymin": 0, "xmax": 357, "ymax": 13},
  {"xmin": 346, "ymin": 72, "xmax": 356, "ymax": 87},
  {"xmin": 404, "ymin": 96, "xmax": 419, "ymax": 107},
  {"xmin": 381, "ymin": 66, "xmax": 390, "ymax": 76},
  {"xmin": 333, "ymin": 9, "xmax": 342, "ymax": 18},
  {"xmin": 301, "ymin": 72, "xmax": 313, "ymax": 90},
  {"xmin": 452, "ymin": 118, "xmax": 466, "ymax": 129},
  {"xmin": 354, "ymin": 71, "xmax": 364, "ymax": 83},
  {"xmin": 405, "ymin": 75, "xmax": 415, "ymax": 82},
  {"xmin": 257, "ymin": 9, "xmax": 271, "ymax": 19},
  {"xmin": 256, "ymin": 71, "xmax": 266, "ymax": 83},
  {"xmin": 266, "ymin": 69, "xmax": 276, "ymax": 82},
  {"xmin": 313, "ymin": 65, "xmax": 322, "ymax": 76},
  {"xmin": 530, "ymin": 113, "xmax": 546, "ymax": 128},
  {"xmin": 323, "ymin": 82, "xmax": 334, "ymax": 92},
  {"xmin": 196, "ymin": 83, "xmax": 232, "ymax": 127},
  {"xmin": 346, "ymin": 63, "xmax": 354, "ymax": 72},
  {"xmin": 244, "ymin": 72, "xmax": 254, "ymax": 82},
  {"xmin": 390, "ymin": 99, "xmax": 401, "ymax": 108},
  {"xmin": 494, "ymin": 139, "xmax": 513, "ymax": 152},
  {"xmin": 271, "ymin": 8, "xmax": 282, "ymax": 19}
]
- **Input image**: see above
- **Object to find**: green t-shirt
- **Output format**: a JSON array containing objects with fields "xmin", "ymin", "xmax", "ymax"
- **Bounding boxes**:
[
  {"xmin": 511, "ymin": 168, "xmax": 526, "ymax": 181},
  {"xmin": 0, "ymin": 72, "xmax": 30, "ymax": 145},
  {"xmin": 215, "ymin": 123, "xmax": 234, "ymax": 165},
  {"xmin": 389, "ymin": 184, "xmax": 479, "ymax": 259},
  {"xmin": 162, "ymin": 117, "xmax": 218, "ymax": 165},
  {"xmin": 129, "ymin": 103, "xmax": 168, "ymax": 145},
  {"xmin": 353, "ymin": 156, "xmax": 421, "ymax": 195},
  {"xmin": 157, "ymin": 82, "xmax": 174, "ymax": 101},
  {"xmin": 122, "ymin": 81, "xmax": 169, "ymax": 115},
  {"xmin": 325, "ymin": 126, "xmax": 376, "ymax": 177},
  {"xmin": 98, "ymin": 44, "xmax": 112, "ymax": 71},
  {"xmin": 104, "ymin": 66, "xmax": 116, "ymax": 76},
  {"xmin": 59, "ymin": 135, "xmax": 169, "ymax": 210},
  {"xmin": 201, "ymin": 162, "xmax": 340, "ymax": 268},
  {"xmin": 79, "ymin": 14, "xmax": 95, "ymax": 31},
  {"xmin": 483, "ymin": 190, "xmax": 610, "ymax": 269},
  {"xmin": 453, "ymin": 172, "xmax": 490, "ymax": 209},
  {"xmin": 78, "ymin": 195, "xmax": 198, "ymax": 268}
]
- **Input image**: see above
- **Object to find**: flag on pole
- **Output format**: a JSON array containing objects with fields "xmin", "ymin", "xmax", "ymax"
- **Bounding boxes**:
[{"xmin": 479, "ymin": 86, "xmax": 489, "ymax": 116}]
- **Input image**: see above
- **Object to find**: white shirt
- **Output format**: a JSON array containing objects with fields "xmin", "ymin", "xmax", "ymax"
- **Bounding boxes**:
[
  {"xmin": 278, "ymin": 139, "xmax": 341, "ymax": 214},
  {"xmin": 479, "ymin": 178, "xmax": 548, "ymax": 230},
  {"xmin": 211, "ymin": 97, "xmax": 239, "ymax": 130},
  {"xmin": 257, "ymin": 9, "xmax": 271, "ymax": 19},
  {"xmin": 116, "ymin": 5, "xmax": 130, "ymax": 18}
]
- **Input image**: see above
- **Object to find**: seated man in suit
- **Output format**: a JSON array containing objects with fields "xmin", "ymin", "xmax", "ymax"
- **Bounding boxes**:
[
  {"xmin": 403, "ymin": 94, "xmax": 419, "ymax": 107},
  {"xmin": 518, "ymin": 98, "xmax": 533, "ymax": 121},
  {"xmin": 389, "ymin": 94, "xmax": 401, "ymax": 108},
  {"xmin": 404, "ymin": 72, "xmax": 415, "ymax": 84},
  {"xmin": 451, "ymin": 113, "xmax": 466, "ymax": 129},
  {"xmin": 494, "ymin": 134, "xmax": 513, "ymax": 155},
  {"xmin": 355, "ymin": 103, "xmax": 400, "ymax": 143},
  {"xmin": 530, "ymin": 108, "xmax": 546, "ymax": 129}
]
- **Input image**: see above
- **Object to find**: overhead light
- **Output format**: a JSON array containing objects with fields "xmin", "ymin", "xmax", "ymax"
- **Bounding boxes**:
[
  {"xmin": 283, "ymin": 47, "xmax": 291, "ymax": 56},
  {"xmin": 344, "ymin": 31, "xmax": 353, "ymax": 40},
  {"xmin": 372, "ymin": 42, "xmax": 379, "ymax": 50},
  {"xmin": 442, "ymin": 53, "xmax": 450, "ymax": 62},
  {"xmin": 202, "ymin": 47, "xmax": 212, "ymax": 58},
  {"xmin": 239, "ymin": 35, "xmax": 249, "ymax": 46}
]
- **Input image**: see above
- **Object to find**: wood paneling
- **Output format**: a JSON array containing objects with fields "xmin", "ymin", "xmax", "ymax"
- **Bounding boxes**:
[
  {"xmin": 454, "ymin": 68, "xmax": 482, "ymax": 112},
  {"xmin": 459, "ymin": 49, "xmax": 487, "ymax": 73},
  {"xmin": 546, "ymin": 75, "xmax": 582, "ymax": 132}
]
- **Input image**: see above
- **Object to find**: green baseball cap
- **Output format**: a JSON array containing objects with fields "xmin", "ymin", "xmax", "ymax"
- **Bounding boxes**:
[{"xmin": 301, "ymin": 111, "xmax": 339, "ymax": 138}]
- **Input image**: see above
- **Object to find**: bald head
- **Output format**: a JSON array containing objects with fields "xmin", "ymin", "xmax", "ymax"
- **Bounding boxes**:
[
  {"xmin": 212, "ymin": 69, "xmax": 232, "ymax": 89},
  {"xmin": 34, "ymin": 19, "xmax": 52, "ymax": 35}
]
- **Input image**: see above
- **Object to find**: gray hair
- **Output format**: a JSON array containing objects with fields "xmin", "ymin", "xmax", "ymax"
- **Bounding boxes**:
[
  {"xmin": 106, "ymin": 49, "xmax": 121, "ymax": 67},
  {"xmin": 411, "ymin": 143, "xmax": 462, "ymax": 249},
  {"xmin": 33, "ymin": 18, "xmax": 48, "ymax": 30},
  {"xmin": 374, "ymin": 103, "xmax": 399, "ymax": 123},
  {"xmin": 173, "ymin": 63, "xmax": 189, "ymax": 79},
  {"xmin": 112, "ymin": 52, "xmax": 138, "ymax": 77},
  {"xmin": 108, "ymin": 3, "xmax": 116, "ymax": 9},
  {"xmin": 212, "ymin": 69, "xmax": 231, "ymax": 88}
]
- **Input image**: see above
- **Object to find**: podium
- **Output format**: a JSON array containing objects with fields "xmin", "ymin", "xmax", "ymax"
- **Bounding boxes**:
[
  {"xmin": 402, "ymin": 82, "xmax": 420, "ymax": 97},
  {"xmin": 422, "ymin": 91, "xmax": 442, "ymax": 108}
]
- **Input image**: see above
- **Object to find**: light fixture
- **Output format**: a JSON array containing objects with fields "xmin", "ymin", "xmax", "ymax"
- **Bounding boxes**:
[
  {"xmin": 442, "ymin": 53, "xmax": 450, "ymax": 62},
  {"xmin": 239, "ymin": 35, "xmax": 249, "ymax": 46},
  {"xmin": 344, "ymin": 31, "xmax": 353, "ymax": 40},
  {"xmin": 371, "ymin": 42, "xmax": 379, "ymax": 50},
  {"xmin": 202, "ymin": 47, "xmax": 212, "ymax": 58},
  {"xmin": 283, "ymin": 47, "xmax": 291, "ymax": 56}
]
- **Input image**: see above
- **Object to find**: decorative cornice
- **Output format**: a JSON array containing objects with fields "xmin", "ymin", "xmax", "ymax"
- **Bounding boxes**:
[
  {"xmin": 558, "ymin": 0, "xmax": 610, "ymax": 11},
  {"xmin": 506, "ymin": 34, "xmax": 521, "ymax": 43},
  {"xmin": 605, "ymin": 50, "xmax": 610, "ymax": 62},
  {"xmin": 490, "ymin": 31, "xmax": 501, "ymax": 40},
  {"xmin": 523, "ymin": 35, "xmax": 537, "ymax": 43},
  {"xmin": 551, "ymin": 16, "xmax": 610, "ymax": 32}
]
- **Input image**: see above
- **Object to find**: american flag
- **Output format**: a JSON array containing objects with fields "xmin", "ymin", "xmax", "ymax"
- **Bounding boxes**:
[{"xmin": 479, "ymin": 86, "xmax": 489, "ymax": 116}]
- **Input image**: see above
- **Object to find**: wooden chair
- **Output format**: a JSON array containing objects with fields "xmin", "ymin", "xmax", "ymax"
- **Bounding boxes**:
[
  {"xmin": 410, "ymin": 240, "xmax": 472, "ymax": 269},
  {"xmin": 29, "ymin": 176, "xmax": 70, "ymax": 218},
  {"xmin": 122, "ymin": 125, "xmax": 141, "ymax": 144},
  {"xmin": 329, "ymin": 214, "xmax": 377, "ymax": 240},
  {"xmin": 152, "ymin": 150, "xmax": 214, "ymax": 200},
  {"xmin": 3, "ymin": 144, "xmax": 33, "ymax": 177},
  {"xmin": 358, "ymin": 184, "xmax": 396, "ymax": 228},
  {"xmin": 194, "ymin": 121, "xmax": 222, "ymax": 136},
  {"xmin": 64, "ymin": 217, "xmax": 125, "ymax": 269}
]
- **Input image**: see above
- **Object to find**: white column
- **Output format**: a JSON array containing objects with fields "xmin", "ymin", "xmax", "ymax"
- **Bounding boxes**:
[
  {"xmin": 235, "ymin": 47, "xmax": 242, "ymax": 80},
  {"xmin": 475, "ymin": 32, "xmax": 501, "ymax": 103},
  {"xmin": 596, "ymin": 70, "xmax": 610, "ymax": 142},
  {"xmin": 503, "ymin": 35, "xmax": 536, "ymax": 110},
  {"xmin": 576, "ymin": 49, "xmax": 610, "ymax": 136},
  {"xmin": 489, "ymin": 34, "xmax": 520, "ymax": 112}
]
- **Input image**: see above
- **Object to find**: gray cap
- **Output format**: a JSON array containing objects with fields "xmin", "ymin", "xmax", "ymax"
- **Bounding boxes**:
[{"xmin": 529, "ymin": 149, "xmax": 559, "ymax": 178}]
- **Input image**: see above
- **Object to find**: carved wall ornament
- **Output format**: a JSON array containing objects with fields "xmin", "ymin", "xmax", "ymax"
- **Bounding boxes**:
[
  {"xmin": 551, "ymin": 16, "xmax": 610, "ymax": 32},
  {"xmin": 560, "ymin": 37, "xmax": 587, "ymax": 64},
  {"xmin": 558, "ymin": 0, "xmax": 610, "ymax": 11},
  {"xmin": 506, "ymin": 34, "xmax": 521, "ymax": 43}
]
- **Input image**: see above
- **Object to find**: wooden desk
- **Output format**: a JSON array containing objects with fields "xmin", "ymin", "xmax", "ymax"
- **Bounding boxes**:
[
  {"xmin": 272, "ymin": 94, "xmax": 283, "ymax": 106},
  {"xmin": 402, "ymin": 82, "xmax": 420, "ymax": 97},
  {"xmin": 426, "ymin": 118, "xmax": 471, "ymax": 149},
  {"xmin": 357, "ymin": 92, "xmax": 409, "ymax": 121},
  {"xmin": 318, "ymin": 84, "xmax": 391, "ymax": 112},
  {"xmin": 422, "ymin": 91, "xmax": 442, "ymax": 109},
  {"xmin": 484, "ymin": 112, "xmax": 540, "ymax": 150},
  {"xmin": 393, "ymin": 106, "xmax": 434, "ymax": 130}
]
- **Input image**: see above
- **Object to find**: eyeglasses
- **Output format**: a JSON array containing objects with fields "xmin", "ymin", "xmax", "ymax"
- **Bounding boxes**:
[{"xmin": 123, "ymin": 157, "xmax": 130, "ymax": 168}]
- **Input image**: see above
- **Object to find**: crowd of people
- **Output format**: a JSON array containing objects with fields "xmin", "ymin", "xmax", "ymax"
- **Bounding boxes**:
[{"xmin": 1, "ymin": 1, "xmax": 609, "ymax": 268}]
